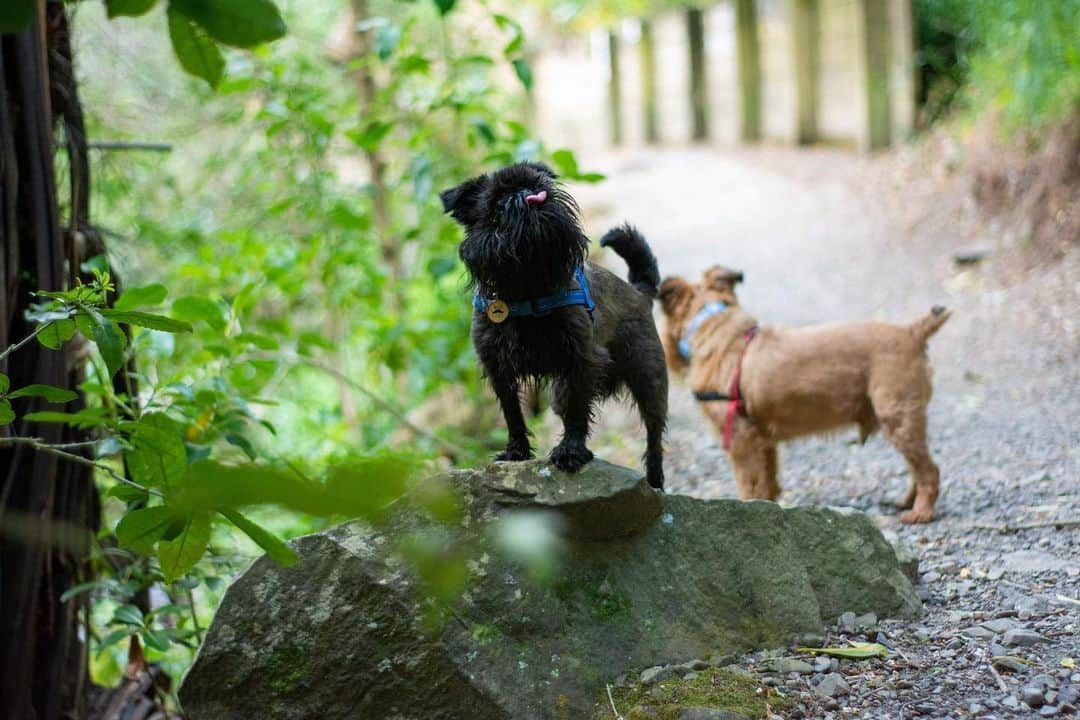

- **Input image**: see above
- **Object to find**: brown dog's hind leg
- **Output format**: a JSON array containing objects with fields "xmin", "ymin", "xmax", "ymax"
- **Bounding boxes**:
[
  {"xmin": 761, "ymin": 444, "xmax": 781, "ymax": 501},
  {"xmin": 877, "ymin": 407, "xmax": 939, "ymax": 523},
  {"xmin": 727, "ymin": 424, "xmax": 772, "ymax": 500}
]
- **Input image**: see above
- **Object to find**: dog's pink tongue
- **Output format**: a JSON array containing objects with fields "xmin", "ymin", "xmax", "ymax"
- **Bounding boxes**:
[{"xmin": 525, "ymin": 190, "xmax": 548, "ymax": 206}]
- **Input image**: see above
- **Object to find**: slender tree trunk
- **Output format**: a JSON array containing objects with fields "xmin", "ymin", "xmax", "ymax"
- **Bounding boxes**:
[
  {"xmin": 607, "ymin": 29, "xmax": 623, "ymax": 146},
  {"xmin": 0, "ymin": 3, "xmax": 99, "ymax": 718},
  {"xmin": 686, "ymin": 8, "xmax": 708, "ymax": 141},
  {"xmin": 735, "ymin": 0, "xmax": 762, "ymax": 142},
  {"xmin": 639, "ymin": 18, "xmax": 658, "ymax": 144},
  {"xmin": 349, "ymin": 0, "xmax": 398, "ymax": 302}
]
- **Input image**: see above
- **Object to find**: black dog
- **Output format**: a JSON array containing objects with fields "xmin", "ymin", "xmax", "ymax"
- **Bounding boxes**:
[{"xmin": 441, "ymin": 162, "xmax": 667, "ymax": 489}]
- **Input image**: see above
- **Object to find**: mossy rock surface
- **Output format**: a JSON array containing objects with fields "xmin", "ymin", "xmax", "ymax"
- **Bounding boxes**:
[
  {"xmin": 180, "ymin": 461, "xmax": 919, "ymax": 719},
  {"xmin": 594, "ymin": 668, "xmax": 792, "ymax": 720}
]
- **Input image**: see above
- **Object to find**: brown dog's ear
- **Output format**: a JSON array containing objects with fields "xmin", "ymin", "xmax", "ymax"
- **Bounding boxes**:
[
  {"xmin": 703, "ymin": 265, "xmax": 744, "ymax": 290},
  {"xmin": 440, "ymin": 175, "xmax": 488, "ymax": 225},
  {"xmin": 657, "ymin": 277, "xmax": 692, "ymax": 316}
]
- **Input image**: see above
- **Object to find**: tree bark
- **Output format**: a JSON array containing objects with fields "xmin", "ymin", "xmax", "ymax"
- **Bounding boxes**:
[
  {"xmin": 639, "ymin": 18, "xmax": 658, "ymax": 144},
  {"xmin": 686, "ymin": 8, "xmax": 708, "ymax": 141},
  {"xmin": 1, "ymin": 3, "xmax": 100, "ymax": 718}
]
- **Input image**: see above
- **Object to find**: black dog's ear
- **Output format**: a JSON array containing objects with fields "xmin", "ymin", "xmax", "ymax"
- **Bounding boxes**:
[
  {"xmin": 524, "ymin": 161, "xmax": 558, "ymax": 180},
  {"xmin": 440, "ymin": 175, "xmax": 487, "ymax": 225},
  {"xmin": 657, "ymin": 277, "xmax": 692, "ymax": 316}
]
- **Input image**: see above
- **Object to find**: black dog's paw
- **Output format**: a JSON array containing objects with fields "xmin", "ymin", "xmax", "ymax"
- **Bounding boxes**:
[
  {"xmin": 549, "ymin": 443, "xmax": 593, "ymax": 473},
  {"xmin": 494, "ymin": 445, "xmax": 532, "ymax": 462}
]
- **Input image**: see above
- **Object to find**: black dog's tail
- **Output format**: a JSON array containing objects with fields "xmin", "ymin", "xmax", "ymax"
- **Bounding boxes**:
[{"xmin": 599, "ymin": 223, "xmax": 660, "ymax": 298}]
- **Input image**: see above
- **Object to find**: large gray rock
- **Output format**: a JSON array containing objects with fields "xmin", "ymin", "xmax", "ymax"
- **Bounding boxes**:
[{"xmin": 180, "ymin": 461, "xmax": 919, "ymax": 720}]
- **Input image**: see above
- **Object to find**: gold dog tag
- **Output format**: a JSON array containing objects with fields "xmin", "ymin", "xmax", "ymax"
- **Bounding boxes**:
[{"xmin": 486, "ymin": 299, "xmax": 510, "ymax": 324}]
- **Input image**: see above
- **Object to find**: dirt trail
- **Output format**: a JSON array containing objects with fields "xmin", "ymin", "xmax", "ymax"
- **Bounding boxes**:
[{"xmin": 571, "ymin": 146, "xmax": 1080, "ymax": 718}]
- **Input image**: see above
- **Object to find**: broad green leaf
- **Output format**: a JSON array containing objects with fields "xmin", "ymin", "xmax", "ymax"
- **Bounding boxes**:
[
  {"xmin": 168, "ymin": 8, "xmax": 225, "ymax": 89},
  {"xmin": 220, "ymin": 508, "xmax": 298, "ymax": 567},
  {"xmin": 116, "ymin": 506, "xmax": 175, "ymax": 554},
  {"xmin": 799, "ymin": 643, "xmax": 889, "ymax": 659},
  {"xmin": 0, "ymin": 400, "xmax": 14, "ymax": 426},
  {"xmin": 112, "ymin": 603, "xmax": 145, "ymax": 627},
  {"xmin": 97, "ymin": 627, "xmax": 136, "ymax": 656},
  {"xmin": 550, "ymin": 148, "xmax": 579, "ymax": 177},
  {"xmin": 375, "ymin": 22, "xmax": 401, "ymax": 60},
  {"xmin": 114, "ymin": 283, "xmax": 168, "ymax": 311},
  {"xmin": 37, "ymin": 319, "xmax": 76, "ymax": 350},
  {"xmin": 0, "ymin": 0, "xmax": 33, "ymax": 33},
  {"xmin": 105, "ymin": 0, "xmax": 157, "ymax": 18},
  {"xmin": 170, "ymin": 0, "xmax": 286, "ymax": 48},
  {"xmin": 141, "ymin": 627, "xmax": 172, "ymax": 652},
  {"xmin": 432, "ymin": 0, "xmax": 455, "ymax": 16},
  {"xmin": 22, "ymin": 408, "xmax": 108, "ymax": 428},
  {"xmin": 0, "ymin": 372, "xmax": 9, "ymax": 394},
  {"xmin": 90, "ymin": 315, "xmax": 127, "ymax": 379},
  {"xmin": 106, "ymin": 483, "xmax": 150, "ymax": 504},
  {"xmin": 126, "ymin": 413, "xmax": 187, "ymax": 490},
  {"xmin": 511, "ymin": 58, "xmax": 533, "ymax": 90},
  {"xmin": 172, "ymin": 296, "xmax": 226, "ymax": 331},
  {"xmin": 100, "ymin": 309, "xmax": 193, "ymax": 333},
  {"xmin": 7, "ymin": 384, "xmax": 78, "ymax": 403},
  {"xmin": 157, "ymin": 513, "xmax": 212, "ymax": 582},
  {"xmin": 346, "ymin": 122, "xmax": 392, "ymax": 152},
  {"xmin": 60, "ymin": 580, "xmax": 103, "ymax": 603}
]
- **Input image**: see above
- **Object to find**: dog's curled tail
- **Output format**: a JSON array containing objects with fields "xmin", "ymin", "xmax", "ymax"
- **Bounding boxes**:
[
  {"xmin": 910, "ymin": 305, "xmax": 951, "ymax": 344},
  {"xmin": 599, "ymin": 223, "xmax": 661, "ymax": 298}
]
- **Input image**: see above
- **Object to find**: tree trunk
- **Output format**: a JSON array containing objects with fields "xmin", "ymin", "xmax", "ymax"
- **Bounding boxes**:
[
  {"xmin": 1, "ymin": 3, "xmax": 99, "ymax": 718},
  {"xmin": 686, "ymin": 8, "xmax": 708, "ymax": 141},
  {"xmin": 734, "ymin": 0, "xmax": 762, "ymax": 142},
  {"xmin": 639, "ymin": 18, "xmax": 658, "ymax": 144},
  {"xmin": 607, "ymin": 30, "xmax": 623, "ymax": 146}
]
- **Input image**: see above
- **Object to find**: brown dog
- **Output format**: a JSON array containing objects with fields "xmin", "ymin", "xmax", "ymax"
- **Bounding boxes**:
[{"xmin": 659, "ymin": 266, "xmax": 950, "ymax": 523}]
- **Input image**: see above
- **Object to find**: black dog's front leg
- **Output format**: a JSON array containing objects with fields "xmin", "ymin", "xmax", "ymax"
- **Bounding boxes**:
[
  {"xmin": 489, "ymin": 371, "xmax": 533, "ymax": 462},
  {"xmin": 549, "ymin": 372, "xmax": 595, "ymax": 473}
]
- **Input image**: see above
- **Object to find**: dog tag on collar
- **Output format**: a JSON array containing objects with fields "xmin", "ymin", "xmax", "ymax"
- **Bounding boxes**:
[{"xmin": 486, "ymin": 299, "xmax": 510, "ymax": 324}]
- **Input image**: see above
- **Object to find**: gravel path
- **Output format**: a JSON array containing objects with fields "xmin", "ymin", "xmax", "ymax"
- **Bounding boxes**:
[{"xmin": 572, "ymin": 146, "xmax": 1080, "ymax": 719}]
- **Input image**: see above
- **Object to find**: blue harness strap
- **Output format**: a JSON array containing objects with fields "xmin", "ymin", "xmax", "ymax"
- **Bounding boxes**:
[
  {"xmin": 677, "ymin": 301, "xmax": 728, "ymax": 360},
  {"xmin": 473, "ymin": 266, "xmax": 596, "ymax": 319}
]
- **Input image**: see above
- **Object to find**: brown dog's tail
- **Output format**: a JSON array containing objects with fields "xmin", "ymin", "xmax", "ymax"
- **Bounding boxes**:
[
  {"xmin": 910, "ymin": 305, "xmax": 951, "ymax": 344},
  {"xmin": 600, "ymin": 223, "xmax": 661, "ymax": 298}
]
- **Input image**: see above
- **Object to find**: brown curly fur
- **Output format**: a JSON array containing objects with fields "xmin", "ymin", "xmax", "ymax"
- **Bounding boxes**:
[{"xmin": 659, "ymin": 265, "xmax": 950, "ymax": 523}]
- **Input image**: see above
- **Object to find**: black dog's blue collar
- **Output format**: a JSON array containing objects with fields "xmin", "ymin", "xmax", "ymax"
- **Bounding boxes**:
[
  {"xmin": 473, "ymin": 267, "xmax": 596, "ymax": 319},
  {"xmin": 677, "ymin": 301, "xmax": 728, "ymax": 360}
]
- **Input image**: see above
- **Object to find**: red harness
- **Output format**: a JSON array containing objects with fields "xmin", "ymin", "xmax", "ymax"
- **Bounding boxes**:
[{"xmin": 722, "ymin": 327, "xmax": 758, "ymax": 450}]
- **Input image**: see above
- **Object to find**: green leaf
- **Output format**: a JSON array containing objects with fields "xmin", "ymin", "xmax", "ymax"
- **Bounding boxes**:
[
  {"xmin": 167, "ymin": 8, "xmax": 225, "ymax": 89},
  {"xmin": 511, "ymin": 58, "xmax": 533, "ymax": 90},
  {"xmin": 0, "ymin": 400, "xmax": 14, "ymax": 426},
  {"xmin": 0, "ymin": 373, "xmax": 9, "ymax": 394},
  {"xmin": 141, "ymin": 627, "xmax": 173, "ymax": 652},
  {"xmin": 37, "ymin": 319, "xmax": 76, "ymax": 350},
  {"xmin": 126, "ymin": 413, "xmax": 187, "ymax": 490},
  {"xmin": 170, "ymin": 0, "xmax": 287, "ymax": 48},
  {"xmin": 116, "ymin": 506, "xmax": 175, "ymax": 554},
  {"xmin": 97, "ymin": 627, "xmax": 136, "ymax": 656},
  {"xmin": 7, "ymin": 384, "xmax": 78, "ymax": 403},
  {"xmin": 106, "ymin": 483, "xmax": 150, "ymax": 504},
  {"xmin": 90, "ymin": 316, "xmax": 127, "ymax": 379},
  {"xmin": 114, "ymin": 283, "xmax": 168, "ymax": 311},
  {"xmin": 432, "ymin": 0, "xmax": 455, "ymax": 15},
  {"xmin": 220, "ymin": 508, "xmax": 298, "ymax": 567},
  {"xmin": 60, "ymin": 580, "xmax": 102, "ymax": 603},
  {"xmin": 799, "ymin": 643, "xmax": 889, "ymax": 659},
  {"xmin": 375, "ymin": 22, "xmax": 401, "ymax": 60},
  {"xmin": 0, "ymin": 0, "xmax": 34, "ymax": 33},
  {"xmin": 100, "ymin": 309, "xmax": 193, "ymax": 333},
  {"xmin": 105, "ymin": 0, "xmax": 158, "ymax": 18},
  {"xmin": 157, "ymin": 513, "xmax": 212, "ymax": 582},
  {"xmin": 112, "ymin": 603, "xmax": 145, "ymax": 627},
  {"xmin": 346, "ymin": 122, "xmax": 393, "ymax": 152},
  {"xmin": 22, "ymin": 408, "xmax": 108, "ymax": 428},
  {"xmin": 172, "ymin": 296, "xmax": 226, "ymax": 331},
  {"xmin": 550, "ymin": 148, "xmax": 579, "ymax": 177}
]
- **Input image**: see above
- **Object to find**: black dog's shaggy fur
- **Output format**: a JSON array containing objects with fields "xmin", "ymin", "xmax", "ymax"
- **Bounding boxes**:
[{"xmin": 441, "ymin": 162, "xmax": 668, "ymax": 489}]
